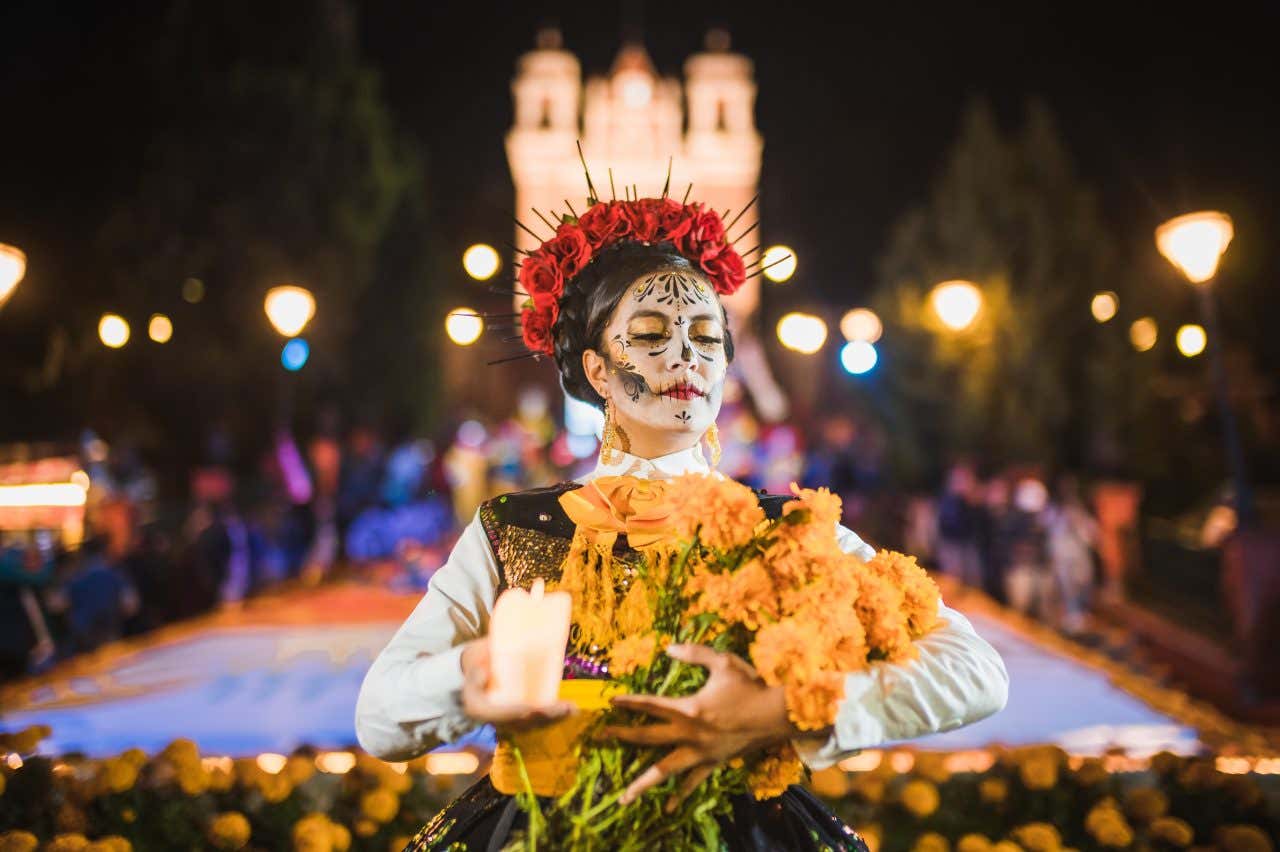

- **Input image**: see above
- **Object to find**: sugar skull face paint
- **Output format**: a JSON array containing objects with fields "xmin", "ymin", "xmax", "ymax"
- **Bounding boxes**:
[{"xmin": 595, "ymin": 268, "xmax": 728, "ymax": 441}]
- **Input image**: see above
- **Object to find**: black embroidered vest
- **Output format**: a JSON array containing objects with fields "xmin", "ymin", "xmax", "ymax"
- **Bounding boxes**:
[{"xmin": 478, "ymin": 481, "xmax": 793, "ymax": 593}]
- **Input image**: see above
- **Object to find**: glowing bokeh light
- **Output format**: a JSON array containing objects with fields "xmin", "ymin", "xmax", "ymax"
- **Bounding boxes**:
[
  {"xmin": 840, "ymin": 340, "xmax": 878, "ymax": 375},
  {"xmin": 256, "ymin": 753, "xmax": 287, "ymax": 775},
  {"xmin": 840, "ymin": 308, "xmax": 882, "ymax": 343},
  {"xmin": 463, "ymin": 244, "xmax": 501, "ymax": 281},
  {"xmin": 264, "ymin": 285, "xmax": 316, "ymax": 337},
  {"xmin": 0, "ymin": 243, "xmax": 27, "ymax": 309},
  {"xmin": 148, "ymin": 313, "xmax": 173, "ymax": 343},
  {"xmin": 929, "ymin": 280, "xmax": 983, "ymax": 331},
  {"xmin": 776, "ymin": 312, "xmax": 827, "ymax": 354},
  {"xmin": 182, "ymin": 277, "xmax": 205, "ymax": 303},
  {"xmin": 281, "ymin": 338, "xmax": 310, "ymax": 371},
  {"xmin": 445, "ymin": 307, "xmax": 484, "ymax": 346},
  {"xmin": 1091, "ymin": 292, "xmax": 1118, "ymax": 323},
  {"xmin": 0, "ymin": 483, "xmax": 88, "ymax": 508},
  {"xmin": 457, "ymin": 420, "xmax": 487, "ymax": 448},
  {"xmin": 1129, "ymin": 317, "xmax": 1158, "ymax": 352},
  {"xmin": 1156, "ymin": 211, "xmax": 1233, "ymax": 284},
  {"xmin": 1176, "ymin": 324, "xmax": 1207, "ymax": 357},
  {"xmin": 315, "ymin": 752, "xmax": 357, "ymax": 774},
  {"xmin": 98, "ymin": 314, "xmax": 130, "ymax": 348},
  {"xmin": 619, "ymin": 76, "xmax": 653, "ymax": 108},
  {"xmin": 425, "ymin": 752, "xmax": 481, "ymax": 775},
  {"xmin": 760, "ymin": 246, "xmax": 797, "ymax": 283}
]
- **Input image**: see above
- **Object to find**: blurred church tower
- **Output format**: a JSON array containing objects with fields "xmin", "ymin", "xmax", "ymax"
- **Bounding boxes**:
[{"xmin": 505, "ymin": 28, "xmax": 787, "ymax": 420}]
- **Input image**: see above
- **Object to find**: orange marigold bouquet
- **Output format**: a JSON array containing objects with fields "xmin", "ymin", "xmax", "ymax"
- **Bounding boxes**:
[{"xmin": 521, "ymin": 474, "xmax": 941, "ymax": 850}]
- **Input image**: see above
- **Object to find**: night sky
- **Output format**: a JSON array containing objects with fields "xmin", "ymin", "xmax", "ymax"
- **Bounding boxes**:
[{"xmin": 3, "ymin": 0, "xmax": 1279, "ymax": 393}]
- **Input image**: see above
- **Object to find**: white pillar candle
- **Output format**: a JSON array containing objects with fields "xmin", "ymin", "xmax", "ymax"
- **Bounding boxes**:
[{"xmin": 488, "ymin": 579, "xmax": 572, "ymax": 707}]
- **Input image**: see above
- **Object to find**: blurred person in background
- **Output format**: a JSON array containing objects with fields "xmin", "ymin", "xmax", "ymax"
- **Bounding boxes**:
[
  {"xmin": 1004, "ymin": 477, "xmax": 1051, "ymax": 620},
  {"xmin": 978, "ymin": 475, "xmax": 1015, "ymax": 604},
  {"xmin": 936, "ymin": 461, "xmax": 983, "ymax": 588},
  {"xmin": 56, "ymin": 536, "xmax": 139, "ymax": 655},
  {"xmin": 1044, "ymin": 474, "xmax": 1099, "ymax": 634},
  {"xmin": 0, "ymin": 536, "xmax": 57, "ymax": 679}
]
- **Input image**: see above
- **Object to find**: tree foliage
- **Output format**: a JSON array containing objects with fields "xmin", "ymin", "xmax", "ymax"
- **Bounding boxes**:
[
  {"xmin": 871, "ymin": 99, "xmax": 1139, "ymax": 484},
  {"xmin": 75, "ymin": 0, "xmax": 433, "ymax": 466}
]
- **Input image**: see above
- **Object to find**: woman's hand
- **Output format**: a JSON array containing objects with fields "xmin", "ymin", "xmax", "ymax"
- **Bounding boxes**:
[
  {"xmin": 460, "ymin": 638, "xmax": 574, "ymax": 730},
  {"xmin": 603, "ymin": 644, "xmax": 801, "ymax": 811}
]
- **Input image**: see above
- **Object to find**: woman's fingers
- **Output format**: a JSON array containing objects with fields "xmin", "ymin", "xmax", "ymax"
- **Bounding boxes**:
[
  {"xmin": 665, "ymin": 765, "xmax": 713, "ymax": 814},
  {"xmin": 610, "ymin": 693, "xmax": 695, "ymax": 721},
  {"xmin": 598, "ymin": 723, "xmax": 684, "ymax": 746},
  {"xmin": 620, "ymin": 747, "xmax": 702, "ymax": 805},
  {"xmin": 665, "ymin": 643, "xmax": 724, "ymax": 668}
]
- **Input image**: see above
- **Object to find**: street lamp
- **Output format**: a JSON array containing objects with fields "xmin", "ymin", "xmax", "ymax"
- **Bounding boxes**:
[
  {"xmin": 1156, "ymin": 211, "xmax": 1233, "ymax": 284},
  {"xmin": 264, "ymin": 285, "xmax": 316, "ymax": 337},
  {"xmin": 929, "ymin": 280, "xmax": 983, "ymax": 331},
  {"xmin": 1155, "ymin": 210, "xmax": 1253, "ymax": 526},
  {"xmin": 0, "ymin": 243, "xmax": 26, "ymax": 311}
]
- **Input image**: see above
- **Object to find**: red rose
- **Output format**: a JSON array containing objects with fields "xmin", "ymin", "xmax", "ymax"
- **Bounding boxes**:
[
  {"xmin": 518, "ymin": 251, "xmax": 564, "ymax": 307},
  {"xmin": 623, "ymin": 202, "xmax": 660, "ymax": 243},
  {"xmin": 699, "ymin": 245, "xmax": 747, "ymax": 294},
  {"xmin": 549, "ymin": 223, "xmax": 593, "ymax": 278},
  {"xmin": 578, "ymin": 202, "xmax": 630, "ymax": 247},
  {"xmin": 654, "ymin": 199, "xmax": 693, "ymax": 245},
  {"xmin": 688, "ymin": 207, "xmax": 726, "ymax": 247},
  {"xmin": 521, "ymin": 306, "xmax": 556, "ymax": 356}
]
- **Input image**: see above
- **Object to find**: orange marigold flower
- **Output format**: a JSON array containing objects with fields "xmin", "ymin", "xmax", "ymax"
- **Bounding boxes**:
[
  {"xmin": 689, "ymin": 557, "xmax": 779, "ymax": 630},
  {"xmin": 783, "ymin": 483, "xmax": 844, "ymax": 530},
  {"xmin": 609, "ymin": 633, "xmax": 658, "ymax": 676},
  {"xmin": 1122, "ymin": 787, "xmax": 1168, "ymax": 823},
  {"xmin": 785, "ymin": 671, "xmax": 845, "ymax": 731},
  {"xmin": 1148, "ymin": 817, "xmax": 1194, "ymax": 847},
  {"xmin": 899, "ymin": 778, "xmax": 941, "ymax": 818},
  {"xmin": 750, "ymin": 618, "xmax": 824, "ymax": 686},
  {"xmin": 1215, "ymin": 825, "xmax": 1273, "ymax": 852},
  {"xmin": 747, "ymin": 744, "xmax": 804, "ymax": 799},
  {"xmin": 864, "ymin": 550, "xmax": 941, "ymax": 637},
  {"xmin": 1010, "ymin": 822, "xmax": 1062, "ymax": 852},
  {"xmin": 669, "ymin": 473, "xmax": 763, "ymax": 550},
  {"xmin": 853, "ymin": 569, "xmax": 913, "ymax": 661},
  {"xmin": 1018, "ymin": 755, "xmax": 1059, "ymax": 791}
]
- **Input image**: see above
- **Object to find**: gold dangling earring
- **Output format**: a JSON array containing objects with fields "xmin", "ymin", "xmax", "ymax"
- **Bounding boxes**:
[
  {"xmin": 704, "ymin": 421, "xmax": 721, "ymax": 468},
  {"xmin": 600, "ymin": 399, "xmax": 618, "ymax": 464}
]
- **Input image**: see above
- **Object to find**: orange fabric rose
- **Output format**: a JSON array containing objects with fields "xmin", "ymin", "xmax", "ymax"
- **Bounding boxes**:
[{"xmin": 558, "ymin": 476, "xmax": 677, "ymax": 550}]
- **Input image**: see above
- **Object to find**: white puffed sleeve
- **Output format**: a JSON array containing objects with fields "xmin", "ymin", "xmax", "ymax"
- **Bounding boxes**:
[
  {"xmin": 354, "ymin": 509, "xmax": 499, "ymax": 761},
  {"xmin": 793, "ymin": 524, "xmax": 1009, "ymax": 769}
]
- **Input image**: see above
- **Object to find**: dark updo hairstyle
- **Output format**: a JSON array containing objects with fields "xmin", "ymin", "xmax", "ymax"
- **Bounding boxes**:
[{"xmin": 553, "ymin": 242, "xmax": 735, "ymax": 409}]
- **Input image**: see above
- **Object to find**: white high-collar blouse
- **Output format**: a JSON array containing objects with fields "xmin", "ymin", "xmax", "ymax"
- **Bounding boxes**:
[{"xmin": 355, "ymin": 445, "xmax": 1009, "ymax": 767}]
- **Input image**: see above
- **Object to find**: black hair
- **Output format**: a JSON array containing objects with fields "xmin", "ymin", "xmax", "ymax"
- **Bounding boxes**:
[{"xmin": 552, "ymin": 242, "xmax": 735, "ymax": 408}]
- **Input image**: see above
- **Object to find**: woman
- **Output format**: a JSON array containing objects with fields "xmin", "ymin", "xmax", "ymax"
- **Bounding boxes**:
[{"xmin": 356, "ymin": 196, "xmax": 1009, "ymax": 850}]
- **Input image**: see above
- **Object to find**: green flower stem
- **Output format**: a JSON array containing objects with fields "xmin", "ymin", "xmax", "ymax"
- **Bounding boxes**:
[{"xmin": 513, "ymin": 746, "xmax": 540, "ymax": 851}]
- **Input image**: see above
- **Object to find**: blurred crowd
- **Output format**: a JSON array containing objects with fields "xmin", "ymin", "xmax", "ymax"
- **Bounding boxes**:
[
  {"xmin": 1, "ymin": 382, "xmax": 1122, "ymax": 681},
  {"xmin": 908, "ymin": 462, "xmax": 1103, "ymax": 634}
]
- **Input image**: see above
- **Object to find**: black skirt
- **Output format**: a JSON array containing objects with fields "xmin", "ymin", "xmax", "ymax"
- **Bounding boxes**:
[{"xmin": 404, "ymin": 776, "xmax": 867, "ymax": 852}]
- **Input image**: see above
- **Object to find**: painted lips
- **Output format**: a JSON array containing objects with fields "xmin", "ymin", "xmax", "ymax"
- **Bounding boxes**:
[{"xmin": 660, "ymin": 384, "xmax": 706, "ymax": 401}]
